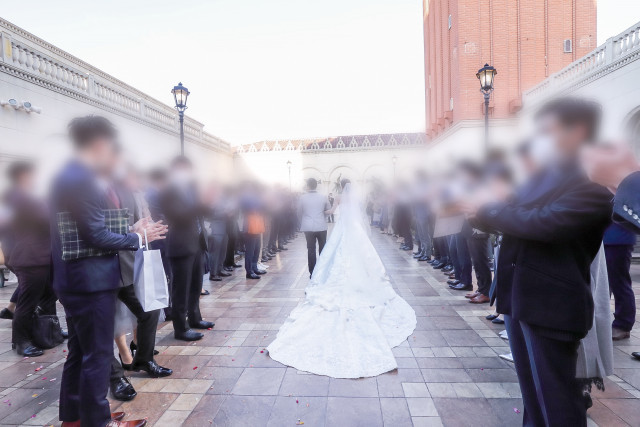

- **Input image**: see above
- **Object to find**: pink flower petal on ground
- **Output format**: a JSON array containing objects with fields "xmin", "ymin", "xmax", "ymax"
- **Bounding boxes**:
[
  {"xmin": 260, "ymin": 350, "xmax": 264, "ymax": 353},
  {"xmin": 193, "ymin": 366, "xmax": 198, "ymax": 370},
  {"xmin": 513, "ymin": 408, "xmax": 521, "ymax": 414}
]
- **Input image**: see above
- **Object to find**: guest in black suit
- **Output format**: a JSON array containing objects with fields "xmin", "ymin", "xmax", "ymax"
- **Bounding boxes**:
[
  {"xmin": 145, "ymin": 168, "xmax": 173, "ymax": 320},
  {"xmin": 463, "ymin": 99, "xmax": 612, "ymax": 426},
  {"xmin": 109, "ymin": 165, "xmax": 172, "ymax": 403},
  {"xmin": 160, "ymin": 156, "xmax": 213, "ymax": 341},
  {"xmin": 4, "ymin": 162, "xmax": 56, "ymax": 357},
  {"xmin": 50, "ymin": 116, "xmax": 158, "ymax": 427}
]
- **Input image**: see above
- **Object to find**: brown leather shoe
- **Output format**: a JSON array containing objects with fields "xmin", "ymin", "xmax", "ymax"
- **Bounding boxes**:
[
  {"xmin": 465, "ymin": 291, "xmax": 480, "ymax": 299},
  {"xmin": 469, "ymin": 294, "xmax": 490, "ymax": 304},
  {"xmin": 61, "ymin": 422, "xmax": 81, "ymax": 427},
  {"xmin": 106, "ymin": 420, "xmax": 147, "ymax": 427},
  {"xmin": 112, "ymin": 412, "xmax": 126, "ymax": 421},
  {"xmin": 612, "ymin": 327, "xmax": 631, "ymax": 341}
]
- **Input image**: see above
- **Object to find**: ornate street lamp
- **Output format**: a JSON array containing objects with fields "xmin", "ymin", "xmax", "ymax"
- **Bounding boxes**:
[
  {"xmin": 171, "ymin": 82, "xmax": 190, "ymax": 155},
  {"xmin": 286, "ymin": 160, "xmax": 292, "ymax": 191},
  {"xmin": 476, "ymin": 64, "xmax": 497, "ymax": 154}
]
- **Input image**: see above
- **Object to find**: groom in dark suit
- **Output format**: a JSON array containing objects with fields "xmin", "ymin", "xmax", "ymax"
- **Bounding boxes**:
[{"xmin": 51, "ymin": 116, "xmax": 160, "ymax": 427}]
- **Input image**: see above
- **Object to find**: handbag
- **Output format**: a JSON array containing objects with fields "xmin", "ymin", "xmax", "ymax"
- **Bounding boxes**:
[
  {"xmin": 32, "ymin": 307, "xmax": 65, "ymax": 349},
  {"xmin": 133, "ymin": 229, "xmax": 170, "ymax": 312},
  {"xmin": 247, "ymin": 213, "xmax": 265, "ymax": 234}
]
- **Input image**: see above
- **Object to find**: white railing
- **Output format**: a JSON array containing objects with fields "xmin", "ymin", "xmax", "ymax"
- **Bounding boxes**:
[
  {"xmin": 0, "ymin": 17, "xmax": 230, "ymax": 154},
  {"xmin": 524, "ymin": 21, "xmax": 640, "ymax": 105}
]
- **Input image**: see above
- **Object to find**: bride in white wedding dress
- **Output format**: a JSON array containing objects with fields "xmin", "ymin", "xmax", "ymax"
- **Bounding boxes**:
[{"xmin": 267, "ymin": 180, "xmax": 416, "ymax": 378}]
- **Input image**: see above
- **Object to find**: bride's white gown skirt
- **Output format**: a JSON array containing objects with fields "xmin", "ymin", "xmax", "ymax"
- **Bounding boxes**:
[{"xmin": 267, "ymin": 207, "xmax": 416, "ymax": 378}]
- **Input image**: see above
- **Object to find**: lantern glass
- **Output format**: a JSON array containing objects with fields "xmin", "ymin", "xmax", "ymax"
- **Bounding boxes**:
[
  {"xmin": 171, "ymin": 82, "xmax": 190, "ymax": 110},
  {"xmin": 476, "ymin": 64, "xmax": 496, "ymax": 92}
]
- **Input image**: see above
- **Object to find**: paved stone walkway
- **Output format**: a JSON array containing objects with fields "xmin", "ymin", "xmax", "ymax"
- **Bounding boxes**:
[{"xmin": 0, "ymin": 229, "xmax": 639, "ymax": 426}]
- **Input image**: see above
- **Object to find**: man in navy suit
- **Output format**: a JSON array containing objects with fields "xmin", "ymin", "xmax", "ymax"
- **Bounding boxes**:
[
  {"xmin": 463, "ymin": 99, "xmax": 612, "ymax": 426},
  {"xmin": 50, "ymin": 116, "xmax": 163, "ymax": 427},
  {"xmin": 583, "ymin": 137, "xmax": 640, "ymax": 362}
]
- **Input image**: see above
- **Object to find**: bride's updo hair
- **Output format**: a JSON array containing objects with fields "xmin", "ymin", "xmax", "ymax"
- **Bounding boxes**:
[{"xmin": 340, "ymin": 178, "xmax": 351, "ymax": 189}]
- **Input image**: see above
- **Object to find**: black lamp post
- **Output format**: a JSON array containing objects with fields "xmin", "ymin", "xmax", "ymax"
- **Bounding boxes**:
[
  {"xmin": 171, "ymin": 82, "xmax": 190, "ymax": 155},
  {"xmin": 287, "ymin": 160, "xmax": 292, "ymax": 191},
  {"xmin": 476, "ymin": 64, "xmax": 497, "ymax": 153}
]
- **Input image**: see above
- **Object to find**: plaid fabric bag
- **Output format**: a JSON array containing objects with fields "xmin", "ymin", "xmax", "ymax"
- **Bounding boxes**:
[{"xmin": 57, "ymin": 208, "xmax": 130, "ymax": 261}]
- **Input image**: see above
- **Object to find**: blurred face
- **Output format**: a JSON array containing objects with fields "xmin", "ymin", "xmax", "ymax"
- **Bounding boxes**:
[
  {"xmin": 171, "ymin": 164, "xmax": 194, "ymax": 183},
  {"xmin": 16, "ymin": 170, "xmax": 35, "ymax": 192},
  {"xmin": 94, "ymin": 139, "xmax": 120, "ymax": 177},
  {"xmin": 535, "ymin": 113, "xmax": 587, "ymax": 160}
]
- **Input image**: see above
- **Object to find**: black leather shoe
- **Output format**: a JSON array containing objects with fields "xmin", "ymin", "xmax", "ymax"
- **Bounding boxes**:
[
  {"xmin": 111, "ymin": 377, "xmax": 137, "ymax": 401},
  {"xmin": 432, "ymin": 262, "xmax": 445, "ymax": 269},
  {"xmin": 452, "ymin": 283, "xmax": 473, "ymax": 291},
  {"xmin": 418, "ymin": 255, "xmax": 430, "ymax": 261},
  {"xmin": 279, "ymin": 247, "xmax": 288, "ymax": 251},
  {"xmin": 261, "ymin": 256, "xmax": 269, "ymax": 263},
  {"xmin": 61, "ymin": 329, "xmax": 69, "ymax": 339},
  {"xmin": 233, "ymin": 263, "xmax": 242, "ymax": 268},
  {"xmin": 442, "ymin": 265, "xmax": 453, "ymax": 273},
  {"xmin": 16, "ymin": 342, "xmax": 44, "ymax": 357},
  {"xmin": 0, "ymin": 308, "xmax": 14, "ymax": 319},
  {"xmin": 246, "ymin": 273, "xmax": 261, "ymax": 279},
  {"xmin": 224, "ymin": 266, "xmax": 234, "ymax": 272},
  {"xmin": 190, "ymin": 320, "xmax": 214, "ymax": 329},
  {"xmin": 174, "ymin": 330, "xmax": 204, "ymax": 341},
  {"xmin": 219, "ymin": 271, "xmax": 232, "ymax": 277},
  {"xmin": 447, "ymin": 279, "xmax": 460, "ymax": 286},
  {"xmin": 255, "ymin": 269, "xmax": 267, "ymax": 275},
  {"xmin": 200, "ymin": 289, "xmax": 210, "ymax": 296},
  {"xmin": 209, "ymin": 275, "xmax": 222, "ymax": 281},
  {"xmin": 131, "ymin": 360, "xmax": 173, "ymax": 378},
  {"xmin": 631, "ymin": 352, "xmax": 640, "ymax": 361}
]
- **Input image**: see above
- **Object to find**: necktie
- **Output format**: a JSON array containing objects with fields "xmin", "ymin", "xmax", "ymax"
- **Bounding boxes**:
[{"xmin": 107, "ymin": 186, "xmax": 120, "ymax": 209}]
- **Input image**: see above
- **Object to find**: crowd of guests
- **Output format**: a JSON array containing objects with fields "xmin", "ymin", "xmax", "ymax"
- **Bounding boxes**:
[
  {"xmin": 0, "ymin": 115, "xmax": 300, "ymax": 427},
  {"xmin": 370, "ymin": 97, "xmax": 639, "ymax": 425}
]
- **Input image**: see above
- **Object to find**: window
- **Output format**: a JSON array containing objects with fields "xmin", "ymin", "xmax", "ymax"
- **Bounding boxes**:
[
  {"xmin": 563, "ymin": 39, "xmax": 572, "ymax": 53},
  {"xmin": 448, "ymin": 15, "xmax": 452, "ymax": 30}
]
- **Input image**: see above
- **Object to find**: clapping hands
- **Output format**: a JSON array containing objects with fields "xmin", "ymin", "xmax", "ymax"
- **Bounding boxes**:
[{"xmin": 132, "ymin": 217, "xmax": 168, "ymax": 244}]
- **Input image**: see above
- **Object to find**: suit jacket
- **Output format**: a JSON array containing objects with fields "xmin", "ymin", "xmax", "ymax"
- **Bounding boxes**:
[
  {"xmin": 612, "ymin": 171, "xmax": 640, "ymax": 232},
  {"xmin": 298, "ymin": 191, "xmax": 330, "ymax": 232},
  {"xmin": 207, "ymin": 200, "xmax": 229, "ymax": 236},
  {"xmin": 473, "ymin": 163, "xmax": 612, "ymax": 338},
  {"xmin": 4, "ymin": 188, "xmax": 51, "ymax": 268},
  {"xmin": 159, "ymin": 182, "xmax": 208, "ymax": 258},
  {"xmin": 114, "ymin": 185, "xmax": 142, "ymax": 287},
  {"xmin": 50, "ymin": 161, "xmax": 140, "ymax": 295}
]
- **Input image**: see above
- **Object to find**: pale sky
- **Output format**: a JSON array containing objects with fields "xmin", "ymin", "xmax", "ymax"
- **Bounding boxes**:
[{"xmin": 2, "ymin": 0, "xmax": 640, "ymax": 145}]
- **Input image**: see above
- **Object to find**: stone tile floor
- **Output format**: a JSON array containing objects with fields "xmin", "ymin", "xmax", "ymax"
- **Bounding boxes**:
[{"xmin": 0, "ymin": 229, "xmax": 639, "ymax": 426}]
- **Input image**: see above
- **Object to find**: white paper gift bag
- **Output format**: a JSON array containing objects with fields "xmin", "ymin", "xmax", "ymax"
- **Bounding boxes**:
[{"xmin": 133, "ymin": 231, "xmax": 169, "ymax": 312}]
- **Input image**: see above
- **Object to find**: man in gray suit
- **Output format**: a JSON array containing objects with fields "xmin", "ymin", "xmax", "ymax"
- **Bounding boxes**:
[
  {"xmin": 207, "ymin": 185, "xmax": 232, "ymax": 281},
  {"xmin": 298, "ymin": 178, "xmax": 331, "ymax": 276}
]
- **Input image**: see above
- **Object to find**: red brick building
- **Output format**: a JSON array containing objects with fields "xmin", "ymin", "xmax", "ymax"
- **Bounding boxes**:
[{"xmin": 423, "ymin": 0, "xmax": 597, "ymax": 140}]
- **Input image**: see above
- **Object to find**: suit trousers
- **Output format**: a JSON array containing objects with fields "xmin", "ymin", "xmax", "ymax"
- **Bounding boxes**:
[
  {"xmin": 466, "ymin": 236, "xmax": 492, "ymax": 296},
  {"xmin": 170, "ymin": 252, "xmax": 204, "ymax": 333},
  {"xmin": 268, "ymin": 216, "xmax": 279, "ymax": 250},
  {"xmin": 208, "ymin": 234, "xmax": 229, "ymax": 277},
  {"xmin": 504, "ymin": 316, "xmax": 584, "ymax": 427},
  {"xmin": 224, "ymin": 227, "xmax": 238, "ymax": 267},
  {"xmin": 244, "ymin": 233, "xmax": 261, "ymax": 274},
  {"xmin": 605, "ymin": 244, "xmax": 636, "ymax": 331},
  {"xmin": 110, "ymin": 284, "xmax": 161, "ymax": 382},
  {"xmin": 12, "ymin": 266, "xmax": 56, "ymax": 346},
  {"xmin": 304, "ymin": 231, "xmax": 327, "ymax": 275},
  {"xmin": 58, "ymin": 289, "xmax": 118, "ymax": 427},
  {"xmin": 416, "ymin": 217, "xmax": 432, "ymax": 257}
]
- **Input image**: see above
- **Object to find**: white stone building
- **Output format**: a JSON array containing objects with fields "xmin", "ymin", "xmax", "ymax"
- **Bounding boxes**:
[{"xmin": 0, "ymin": 18, "xmax": 232, "ymax": 192}]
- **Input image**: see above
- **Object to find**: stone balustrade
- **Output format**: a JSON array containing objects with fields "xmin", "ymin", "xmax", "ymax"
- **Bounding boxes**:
[
  {"xmin": 524, "ymin": 20, "xmax": 640, "ymax": 106},
  {"xmin": 0, "ymin": 17, "xmax": 230, "ymax": 154}
]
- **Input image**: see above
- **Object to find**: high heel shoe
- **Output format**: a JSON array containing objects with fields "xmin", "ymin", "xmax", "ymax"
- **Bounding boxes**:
[{"xmin": 119, "ymin": 354, "xmax": 134, "ymax": 371}]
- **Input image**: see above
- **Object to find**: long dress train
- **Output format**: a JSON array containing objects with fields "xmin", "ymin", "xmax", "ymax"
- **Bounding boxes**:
[{"xmin": 267, "ymin": 185, "xmax": 416, "ymax": 378}]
